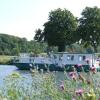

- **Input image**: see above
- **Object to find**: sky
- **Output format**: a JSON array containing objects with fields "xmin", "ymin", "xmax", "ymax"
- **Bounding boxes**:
[{"xmin": 0, "ymin": 0, "xmax": 100, "ymax": 40}]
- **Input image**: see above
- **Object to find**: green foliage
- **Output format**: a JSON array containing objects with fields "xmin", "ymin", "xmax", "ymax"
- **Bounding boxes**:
[
  {"xmin": 77, "ymin": 7, "xmax": 100, "ymax": 52},
  {"xmin": 0, "ymin": 34, "xmax": 47, "ymax": 55},
  {"xmin": 34, "ymin": 7, "xmax": 100, "ymax": 53},
  {"xmin": 0, "ymin": 55, "xmax": 13, "ymax": 64},
  {"xmin": 34, "ymin": 28, "xmax": 43, "ymax": 42},
  {"xmin": 34, "ymin": 8, "xmax": 77, "ymax": 52}
]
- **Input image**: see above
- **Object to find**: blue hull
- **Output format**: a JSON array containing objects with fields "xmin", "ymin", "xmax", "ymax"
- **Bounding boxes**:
[
  {"xmin": 14, "ymin": 63, "xmax": 90, "ymax": 72},
  {"xmin": 34, "ymin": 64, "xmax": 90, "ymax": 72},
  {"xmin": 14, "ymin": 63, "xmax": 34, "ymax": 70}
]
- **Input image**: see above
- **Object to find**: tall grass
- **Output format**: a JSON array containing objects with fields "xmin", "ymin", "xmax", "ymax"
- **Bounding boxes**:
[
  {"xmin": 0, "ymin": 68, "xmax": 100, "ymax": 100},
  {"xmin": 0, "ymin": 55, "xmax": 13, "ymax": 64}
]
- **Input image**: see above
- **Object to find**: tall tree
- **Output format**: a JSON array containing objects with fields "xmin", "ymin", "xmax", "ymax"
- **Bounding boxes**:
[
  {"xmin": 34, "ymin": 29, "xmax": 43, "ymax": 41},
  {"xmin": 34, "ymin": 8, "xmax": 77, "ymax": 52},
  {"xmin": 77, "ymin": 7, "xmax": 100, "ymax": 52}
]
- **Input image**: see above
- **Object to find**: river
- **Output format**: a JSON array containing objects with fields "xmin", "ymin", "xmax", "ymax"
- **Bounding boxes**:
[{"xmin": 0, "ymin": 65, "xmax": 65, "ymax": 88}]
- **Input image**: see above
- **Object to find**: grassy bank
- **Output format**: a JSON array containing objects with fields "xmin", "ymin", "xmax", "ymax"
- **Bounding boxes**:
[{"xmin": 0, "ymin": 55, "xmax": 13, "ymax": 64}]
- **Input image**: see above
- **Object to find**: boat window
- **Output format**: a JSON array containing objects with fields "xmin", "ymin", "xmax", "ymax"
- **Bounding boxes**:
[
  {"xmin": 79, "ymin": 56, "xmax": 82, "ymax": 61},
  {"xmin": 67, "ymin": 55, "xmax": 71, "ymax": 60},
  {"xmin": 71, "ymin": 55, "xmax": 74, "ymax": 60},
  {"xmin": 83, "ymin": 56, "xmax": 86, "ymax": 60}
]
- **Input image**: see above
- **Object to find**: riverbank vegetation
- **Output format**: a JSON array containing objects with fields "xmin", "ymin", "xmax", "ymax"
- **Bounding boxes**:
[
  {"xmin": 0, "ymin": 33, "xmax": 99, "ymax": 57},
  {"xmin": 0, "ymin": 55, "xmax": 13, "ymax": 64},
  {"xmin": 0, "ymin": 34, "xmax": 47, "ymax": 55},
  {"xmin": 0, "ymin": 68, "xmax": 100, "ymax": 100},
  {"xmin": 0, "ymin": 34, "xmax": 94, "ymax": 58}
]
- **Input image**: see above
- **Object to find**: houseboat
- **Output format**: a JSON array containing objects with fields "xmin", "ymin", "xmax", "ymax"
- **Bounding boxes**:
[{"xmin": 13, "ymin": 52, "xmax": 99, "ymax": 72}]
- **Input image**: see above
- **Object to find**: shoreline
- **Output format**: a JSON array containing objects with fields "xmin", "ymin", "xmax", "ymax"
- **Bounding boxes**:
[{"xmin": 0, "ymin": 55, "xmax": 13, "ymax": 65}]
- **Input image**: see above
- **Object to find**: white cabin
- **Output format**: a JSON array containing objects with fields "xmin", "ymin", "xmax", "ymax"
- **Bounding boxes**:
[
  {"xmin": 16, "ymin": 53, "xmax": 34, "ymax": 63},
  {"xmin": 50, "ymin": 52, "xmax": 95, "ymax": 67},
  {"xmin": 15, "ymin": 52, "xmax": 100, "ymax": 68}
]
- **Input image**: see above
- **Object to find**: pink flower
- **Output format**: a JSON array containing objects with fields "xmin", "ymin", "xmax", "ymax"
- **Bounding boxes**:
[
  {"xmin": 75, "ymin": 89, "xmax": 84, "ymax": 96},
  {"xmin": 90, "ymin": 65, "xmax": 96, "ymax": 73},
  {"xmin": 72, "ymin": 75, "xmax": 76, "ymax": 79},
  {"xmin": 69, "ymin": 72, "xmax": 77, "ymax": 81},
  {"xmin": 69, "ymin": 72, "xmax": 76, "ymax": 76},
  {"xmin": 60, "ymin": 81, "xmax": 64, "ymax": 90}
]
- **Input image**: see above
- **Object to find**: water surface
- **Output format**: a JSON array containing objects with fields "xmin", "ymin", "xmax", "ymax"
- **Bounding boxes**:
[{"xmin": 0, "ymin": 65, "xmax": 64, "ymax": 88}]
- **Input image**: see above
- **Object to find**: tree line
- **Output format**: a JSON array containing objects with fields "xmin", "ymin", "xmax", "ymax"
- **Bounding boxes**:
[
  {"xmin": 34, "ymin": 7, "xmax": 100, "ymax": 52},
  {"xmin": 0, "ymin": 33, "xmax": 95, "ymax": 56},
  {"xmin": 0, "ymin": 34, "xmax": 47, "ymax": 55}
]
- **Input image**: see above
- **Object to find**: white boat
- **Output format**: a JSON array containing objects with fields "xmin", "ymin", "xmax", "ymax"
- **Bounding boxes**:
[{"xmin": 13, "ymin": 52, "xmax": 100, "ymax": 71}]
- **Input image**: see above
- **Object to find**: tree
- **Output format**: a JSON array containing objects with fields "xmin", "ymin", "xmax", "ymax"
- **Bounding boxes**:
[
  {"xmin": 34, "ymin": 29, "xmax": 43, "ymax": 41},
  {"xmin": 34, "ymin": 8, "xmax": 77, "ymax": 52},
  {"xmin": 77, "ymin": 7, "xmax": 100, "ymax": 52}
]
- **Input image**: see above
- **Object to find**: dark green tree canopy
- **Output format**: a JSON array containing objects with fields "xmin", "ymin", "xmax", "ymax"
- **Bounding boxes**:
[
  {"xmin": 78, "ymin": 7, "xmax": 100, "ymax": 52},
  {"xmin": 34, "ymin": 28, "xmax": 43, "ymax": 41},
  {"xmin": 0, "ymin": 34, "xmax": 47, "ymax": 55},
  {"xmin": 35, "ymin": 8, "xmax": 77, "ymax": 52}
]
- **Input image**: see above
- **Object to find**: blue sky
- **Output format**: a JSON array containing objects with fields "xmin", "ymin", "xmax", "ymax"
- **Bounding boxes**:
[{"xmin": 0, "ymin": 0, "xmax": 100, "ymax": 40}]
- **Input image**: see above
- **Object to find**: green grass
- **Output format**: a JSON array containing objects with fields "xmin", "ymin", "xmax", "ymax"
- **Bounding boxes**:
[{"xmin": 0, "ymin": 55, "xmax": 13, "ymax": 64}]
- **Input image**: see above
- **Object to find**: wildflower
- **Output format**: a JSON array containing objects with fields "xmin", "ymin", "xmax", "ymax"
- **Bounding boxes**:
[
  {"xmin": 69, "ymin": 72, "xmax": 77, "ymax": 81},
  {"xmin": 69, "ymin": 72, "xmax": 76, "ymax": 77},
  {"xmin": 75, "ymin": 88, "xmax": 84, "ymax": 96},
  {"xmin": 72, "ymin": 75, "xmax": 77, "ymax": 81},
  {"xmin": 60, "ymin": 81, "xmax": 64, "ymax": 91},
  {"xmin": 90, "ymin": 65, "xmax": 96, "ymax": 74}
]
